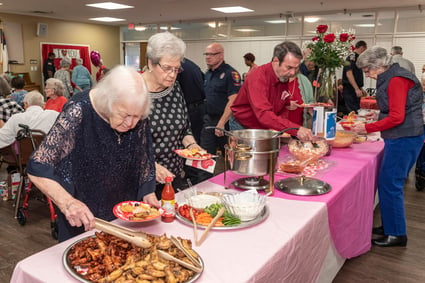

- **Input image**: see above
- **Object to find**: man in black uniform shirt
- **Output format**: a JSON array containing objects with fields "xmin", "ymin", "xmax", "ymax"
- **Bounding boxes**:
[
  {"xmin": 199, "ymin": 43, "xmax": 241, "ymax": 181},
  {"xmin": 177, "ymin": 57, "xmax": 206, "ymax": 144},
  {"xmin": 341, "ymin": 40, "xmax": 367, "ymax": 114},
  {"xmin": 43, "ymin": 52, "xmax": 56, "ymax": 83}
]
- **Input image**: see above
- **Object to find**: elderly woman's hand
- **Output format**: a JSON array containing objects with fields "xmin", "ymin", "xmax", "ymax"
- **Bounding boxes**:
[
  {"xmin": 143, "ymin": 192, "xmax": 161, "ymax": 208},
  {"xmin": 297, "ymin": 127, "xmax": 314, "ymax": 141},
  {"xmin": 63, "ymin": 198, "xmax": 95, "ymax": 231},
  {"xmin": 351, "ymin": 122, "xmax": 367, "ymax": 134},
  {"xmin": 155, "ymin": 162, "xmax": 175, "ymax": 184}
]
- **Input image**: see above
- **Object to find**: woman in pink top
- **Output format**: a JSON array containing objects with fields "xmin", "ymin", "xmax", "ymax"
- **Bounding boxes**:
[{"xmin": 44, "ymin": 78, "xmax": 68, "ymax": 112}]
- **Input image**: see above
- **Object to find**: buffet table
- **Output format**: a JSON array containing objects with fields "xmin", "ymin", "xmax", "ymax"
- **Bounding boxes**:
[
  {"xmin": 10, "ymin": 141, "xmax": 384, "ymax": 283},
  {"xmin": 210, "ymin": 141, "xmax": 384, "ymax": 259},
  {"xmin": 11, "ymin": 194, "xmax": 330, "ymax": 283}
]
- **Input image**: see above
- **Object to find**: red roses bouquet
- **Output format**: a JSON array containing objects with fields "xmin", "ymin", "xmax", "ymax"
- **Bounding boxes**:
[
  {"xmin": 308, "ymin": 24, "xmax": 355, "ymax": 71},
  {"xmin": 307, "ymin": 25, "xmax": 355, "ymax": 99}
]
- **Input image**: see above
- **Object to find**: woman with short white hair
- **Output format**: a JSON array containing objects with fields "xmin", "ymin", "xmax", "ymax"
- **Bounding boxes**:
[
  {"xmin": 44, "ymin": 78, "xmax": 67, "ymax": 112},
  {"xmin": 54, "ymin": 58, "xmax": 73, "ymax": 98},
  {"xmin": 142, "ymin": 31, "xmax": 204, "ymax": 198},
  {"xmin": 72, "ymin": 58, "xmax": 93, "ymax": 94},
  {"xmin": 353, "ymin": 46, "xmax": 424, "ymax": 247},
  {"xmin": 27, "ymin": 65, "xmax": 158, "ymax": 242}
]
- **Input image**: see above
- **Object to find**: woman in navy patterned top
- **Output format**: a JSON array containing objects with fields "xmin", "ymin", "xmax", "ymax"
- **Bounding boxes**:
[{"xmin": 27, "ymin": 66, "xmax": 158, "ymax": 242}]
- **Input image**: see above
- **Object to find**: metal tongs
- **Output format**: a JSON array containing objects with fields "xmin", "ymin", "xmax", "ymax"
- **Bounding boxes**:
[{"xmin": 94, "ymin": 218, "xmax": 151, "ymax": 248}]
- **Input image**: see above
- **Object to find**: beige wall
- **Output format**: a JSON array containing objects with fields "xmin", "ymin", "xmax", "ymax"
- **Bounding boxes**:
[{"xmin": 0, "ymin": 13, "xmax": 120, "ymax": 86}]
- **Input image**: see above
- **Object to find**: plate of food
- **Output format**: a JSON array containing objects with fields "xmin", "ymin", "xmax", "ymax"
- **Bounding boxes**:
[
  {"xmin": 174, "ymin": 148, "xmax": 213, "ymax": 160},
  {"xmin": 113, "ymin": 201, "xmax": 164, "ymax": 222},
  {"xmin": 63, "ymin": 231, "xmax": 204, "ymax": 283},
  {"xmin": 177, "ymin": 191, "xmax": 269, "ymax": 230},
  {"xmin": 299, "ymin": 102, "xmax": 333, "ymax": 108}
]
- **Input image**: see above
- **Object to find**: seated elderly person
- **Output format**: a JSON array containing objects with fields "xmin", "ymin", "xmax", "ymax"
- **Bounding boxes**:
[
  {"xmin": 44, "ymin": 78, "xmax": 68, "ymax": 112},
  {"xmin": 141, "ymin": 32, "xmax": 204, "ymax": 197},
  {"xmin": 9, "ymin": 76, "xmax": 28, "ymax": 107},
  {"xmin": 0, "ymin": 76, "xmax": 24, "ymax": 124},
  {"xmin": 27, "ymin": 65, "xmax": 159, "ymax": 242},
  {"xmin": 0, "ymin": 91, "xmax": 59, "ymax": 149}
]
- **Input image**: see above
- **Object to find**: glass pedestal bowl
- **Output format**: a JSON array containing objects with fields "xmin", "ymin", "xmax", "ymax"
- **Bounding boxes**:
[{"xmin": 288, "ymin": 137, "xmax": 329, "ymax": 164}]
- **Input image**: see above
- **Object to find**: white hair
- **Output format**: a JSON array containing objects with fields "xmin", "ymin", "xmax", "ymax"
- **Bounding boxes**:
[
  {"xmin": 23, "ymin": 91, "xmax": 44, "ymax": 107},
  {"xmin": 91, "ymin": 65, "xmax": 151, "ymax": 120}
]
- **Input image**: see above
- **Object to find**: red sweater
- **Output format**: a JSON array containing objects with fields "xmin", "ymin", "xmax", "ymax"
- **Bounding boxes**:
[{"xmin": 365, "ymin": 77, "xmax": 414, "ymax": 133}]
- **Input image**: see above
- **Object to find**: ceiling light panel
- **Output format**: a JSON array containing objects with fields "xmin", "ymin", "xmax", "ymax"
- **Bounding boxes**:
[
  {"xmin": 86, "ymin": 2, "xmax": 134, "ymax": 10},
  {"xmin": 89, "ymin": 17, "xmax": 125, "ymax": 22},
  {"xmin": 211, "ymin": 6, "xmax": 253, "ymax": 13}
]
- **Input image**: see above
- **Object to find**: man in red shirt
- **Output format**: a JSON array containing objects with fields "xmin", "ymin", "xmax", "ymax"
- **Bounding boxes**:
[{"xmin": 231, "ymin": 41, "xmax": 313, "ymax": 141}]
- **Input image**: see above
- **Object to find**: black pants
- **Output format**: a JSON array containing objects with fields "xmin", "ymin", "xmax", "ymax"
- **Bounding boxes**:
[
  {"xmin": 187, "ymin": 101, "xmax": 206, "ymax": 144},
  {"xmin": 342, "ymin": 87, "xmax": 360, "ymax": 114}
]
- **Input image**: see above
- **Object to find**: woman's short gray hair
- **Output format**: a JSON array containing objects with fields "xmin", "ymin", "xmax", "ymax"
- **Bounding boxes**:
[
  {"xmin": 357, "ymin": 46, "xmax": 391, "ymax": 70},
  {"xmin": 23, "ymin": 91, "xmax": 44, "ymax": 107},
  {"xmin": 60, "ymin": 58, "xmax": 71, "ymax": 68},
  {"xmin": 45, "ymin": 78, "xmax": 65, "ymax": 96},
  {"xmin": 75, "ymin": 58, "xmax": 83, "ymax": 65},
  {"xmin": 91, "ymin": 65, "xmax": 151, "ymax": 120},
  {"xmin": 146, "ymin": 32, "xmax": 186, "ymax": 64}
]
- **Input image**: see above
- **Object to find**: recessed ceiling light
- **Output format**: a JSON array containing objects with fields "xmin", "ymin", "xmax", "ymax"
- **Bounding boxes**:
[
  {"xmin": 159, "ymin": 26, "xmax": 181, "ymax": 30},
  {"xmin": 211, "ymin": 6, "xmax": 253, "ymax": 14},
  {"xmin": 304, "ymin": 17, "xmax": 319, "ymax": 23},
  {"xmin": 86, "ymin": 2, "xmax": 133, "ymax": 10},
  {"xmin": 234, "ymin": 28, "xmax": 259, "ymax": 32},
  {"xmin": 354, "ymin": 23, "xmax": 381, "ymax": 27},
  {"xmin": 89, "ymin": 17, "xmax": 125, "ymax": 22},
  {"xmin": 265, "ymin": 20, "xmax": 286, "ymax": 24}
]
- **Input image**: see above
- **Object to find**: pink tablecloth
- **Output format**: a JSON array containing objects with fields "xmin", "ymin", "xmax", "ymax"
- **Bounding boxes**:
[
  {"xmin": 10, "ymin": 193, "xmax": 330, "ymax": 283},
  {"xmin": 209, "ymin": 141, "xmax": 384, "ymax": 259}
]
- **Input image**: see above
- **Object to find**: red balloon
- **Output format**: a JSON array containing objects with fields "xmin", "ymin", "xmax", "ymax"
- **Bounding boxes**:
[{"xmin": 90, "ymin": 50, "xmax": 101, "ymax": 67}]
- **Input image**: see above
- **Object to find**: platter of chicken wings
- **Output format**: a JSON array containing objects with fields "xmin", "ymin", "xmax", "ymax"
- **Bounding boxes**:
[{"xmin": 63, "ymin": 231, "xmax": 203, "ymax": 283}]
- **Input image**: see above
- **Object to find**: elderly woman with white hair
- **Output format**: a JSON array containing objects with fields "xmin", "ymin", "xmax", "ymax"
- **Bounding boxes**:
[
  {"xmin": 141, "ymin": 32, "xmax": 203, "ymax": 198},
  {"xmin": 27, "ymin": 65, "xmax": 158, "ymax": 242},
  {"xmin": 72, "ymin": 58, "xmax": 93, "ymax": 94},
  {"xmin": 54, "ymin": 58, "xmax": 73, "ymax": 98},
  {"xmin": 352, "ymin": 46, "xmax": 424, "ymax": 247},
  {"xmin": 44, "ymin": 78, "xmax": 68, "ymax": 112}
]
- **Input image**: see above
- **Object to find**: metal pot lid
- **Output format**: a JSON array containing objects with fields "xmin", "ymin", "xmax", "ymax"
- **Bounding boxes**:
[{"xmin": 274, "ymin": 176, "xmax": 331, "ymax": 196}]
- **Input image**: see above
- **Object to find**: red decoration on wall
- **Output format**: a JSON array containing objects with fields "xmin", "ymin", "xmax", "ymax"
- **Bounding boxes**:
[{"xmin": 41, "ymin": 43, "xmax": 91, "ymax": 76}]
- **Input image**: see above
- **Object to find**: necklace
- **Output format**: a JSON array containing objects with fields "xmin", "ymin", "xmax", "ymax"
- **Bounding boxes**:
[
  {"xmin": 114, "ymin": 130, "xmax": 122, "ymax": 145},
  {"xmin": 288, "ymin": 78, "xmax": 297, "ymax": 98}
]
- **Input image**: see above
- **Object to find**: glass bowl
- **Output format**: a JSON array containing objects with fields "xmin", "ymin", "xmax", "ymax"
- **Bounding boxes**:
[
  {"xmin": 288, "ymin": 137, "xmax": 328, "ymax": 164},
  {"xmin": 221, "ymin": 191, "xmax": 266, "ymax": 222},
  {"xmin": 333, "ymin": 130, "xmax": 356, "ymax": 148}
]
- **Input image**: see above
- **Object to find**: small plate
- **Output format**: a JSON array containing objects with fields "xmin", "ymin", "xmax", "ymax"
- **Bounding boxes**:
[
  {"xmin": 113, "ymin": 201, "xmax": 164, "ymax": 222},
  {"xmin": 299, "ymin": 103, "xmax": 333, "ymax": 108},
  {"xmin": 174, "ymin": 149, "xmax": 213, "ymax": 161}
]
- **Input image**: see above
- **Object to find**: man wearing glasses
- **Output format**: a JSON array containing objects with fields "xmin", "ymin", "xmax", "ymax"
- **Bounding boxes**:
[{"xmin": 199, "ymin": 43, "xmax": 241, "ymax": 181}]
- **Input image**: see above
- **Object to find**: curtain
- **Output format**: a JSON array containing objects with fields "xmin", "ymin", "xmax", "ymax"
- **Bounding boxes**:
[{"xmin": 41, "ymin": 43, "xmax": 91, "ymax": 74}]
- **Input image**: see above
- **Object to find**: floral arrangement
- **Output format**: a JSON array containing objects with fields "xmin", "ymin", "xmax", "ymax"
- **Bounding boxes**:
[{"xmin": 307, "ymin": 24, "xmax": 355, "ymax": 99}]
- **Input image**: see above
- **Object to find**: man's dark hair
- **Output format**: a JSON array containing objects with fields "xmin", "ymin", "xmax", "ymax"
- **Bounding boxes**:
[
  {"xmin": 243, "ymin": 52, "xmax": 255, "ymax": 62},
  {"xmin": 48, "ymin": 52, "xmax": 55, "ymax": 57},
  {"xmin": 273, "ymin": 41, "xmax": 302, "ymax": 64},
  {"xmin": 355, "ymin": 40, "xmax": 367, "ymax": 49}
]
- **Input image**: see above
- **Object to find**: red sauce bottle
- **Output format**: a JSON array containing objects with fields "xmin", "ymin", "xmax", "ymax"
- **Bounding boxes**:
[{"xmin": 161, "ymin": 177, "xmax": 175, "ymax": 222}]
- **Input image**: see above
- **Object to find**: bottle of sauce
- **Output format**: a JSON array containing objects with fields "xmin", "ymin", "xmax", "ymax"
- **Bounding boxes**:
[{"xmin": 161, "ymin": 176, "xmax": 175, "ymax": 222}]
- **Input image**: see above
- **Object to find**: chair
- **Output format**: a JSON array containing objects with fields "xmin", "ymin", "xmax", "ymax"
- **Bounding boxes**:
[{"xmin": 13, "ymin": 126, "xmax": 58, "ymax": 239}]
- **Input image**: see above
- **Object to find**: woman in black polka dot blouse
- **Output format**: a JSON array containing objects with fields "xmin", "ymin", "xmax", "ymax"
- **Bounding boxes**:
[{"xmin": 142, "ymin": 32, "xmax": 206, "ymax": 198}]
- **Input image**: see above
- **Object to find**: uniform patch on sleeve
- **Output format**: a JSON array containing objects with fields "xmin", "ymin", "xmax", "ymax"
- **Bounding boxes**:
[{"xmin": 231, "ymin": 71, "xmax": 241, "ymax": 86}]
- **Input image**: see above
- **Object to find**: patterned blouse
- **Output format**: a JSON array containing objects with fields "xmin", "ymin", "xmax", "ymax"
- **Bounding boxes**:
[
  {"xmin": 27, "ymin": 91, "xmax": 155, "ymax": 240},
  {"xmin": 54, "ymin": 69, "xmax": 73, "ymax": 99},
  {"xmin": 149, "ymin": 81, "xmax": 192, "ymax": 177}
]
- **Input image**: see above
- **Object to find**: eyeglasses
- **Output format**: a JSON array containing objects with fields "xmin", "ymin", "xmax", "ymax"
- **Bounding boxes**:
[
  {"xmin": 203, "ymin": 52, "xmax": 221, "ymax": 56},
  {"xmin": 157, "ymin": 63, "xmax": 183, "ymax": 74}
]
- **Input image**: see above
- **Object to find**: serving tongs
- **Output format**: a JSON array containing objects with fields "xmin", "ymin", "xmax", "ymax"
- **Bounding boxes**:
[
  {"xmin": 170, "ymin": 235, "xmax": 201, "ymax": 268},
  {"xmin": 94, "ymin": 218, "xmax": 151, "ymax": 248},
  {"xmin": 157, "ymin": 250, "xmax": 202, "ymax": 273}
]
